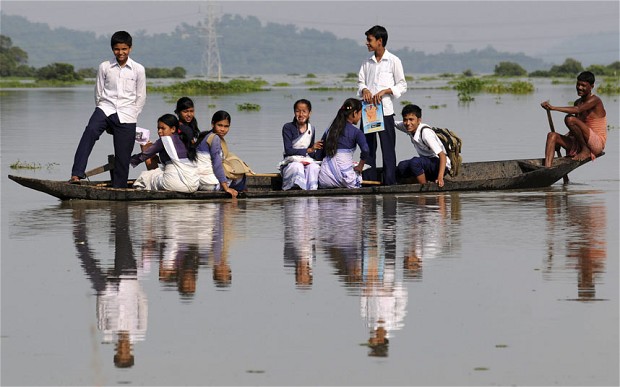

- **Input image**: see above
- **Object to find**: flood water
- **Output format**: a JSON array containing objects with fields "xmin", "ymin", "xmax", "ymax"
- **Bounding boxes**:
[{"xmin": 1, "ymin": 76, "xmax": 619, "ymax": 386}]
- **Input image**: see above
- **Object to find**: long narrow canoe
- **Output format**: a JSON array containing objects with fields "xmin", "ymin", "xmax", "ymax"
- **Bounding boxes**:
[{"xmin": 8, "ymin": 156, "xmax": 597, "ymax": 201}]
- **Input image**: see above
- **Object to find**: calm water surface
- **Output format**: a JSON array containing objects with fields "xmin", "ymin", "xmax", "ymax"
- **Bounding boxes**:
[{"xmin": 1, "ymin": 78, "xmax": 618, "ymax": 385}]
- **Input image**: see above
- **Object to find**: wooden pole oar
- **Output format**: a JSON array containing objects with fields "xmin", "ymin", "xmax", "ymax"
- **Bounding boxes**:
[
  {"xmin": 546, "ymin": 108, "xmax": 569, "ymax": 184},
  {"xmin": 84, "ymin": 154, "xmax": 115, "ymax": 178}
]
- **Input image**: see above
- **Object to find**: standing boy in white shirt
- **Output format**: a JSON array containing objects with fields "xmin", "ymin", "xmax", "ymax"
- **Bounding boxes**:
[
  {"xmin": 358, "ymin": 25, "xmax": 407, "ymax": 185},
  {"xmin": 70, "ymin": 30, "xmax": 146, "ymax": 188}
]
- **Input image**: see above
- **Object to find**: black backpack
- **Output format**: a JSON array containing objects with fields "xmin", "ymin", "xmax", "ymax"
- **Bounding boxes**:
[{"xmin": 420, "ymin": 126, "xmax": 463, "ymax": 177}]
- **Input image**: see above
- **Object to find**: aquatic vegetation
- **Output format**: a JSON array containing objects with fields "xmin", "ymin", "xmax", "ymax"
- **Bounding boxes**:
[
  {"xmin": 458, "ymin": 92, "xmax": 475, "ymax": 103},
  {"xmin": 149, "ymin": 79, "xmax": 268, "ymax": 95},
  {"xmin": 236, "ymin": 102, "xmax": 261, "ymax": 111},
  {"xmin": 484, "ymin": 80, "xmax": 534, "ymax": 94},
  {"xmin": 308, "ymin": 86, "xmax": 356, "ymax": 92},
  {"xmin": 453, "ymin": 77, "xmax": 485, "ymax": 93},
  {"xmin": 304, "ymin": 80, "xmax": 320, "ymax": 86},
  {"xmin": 305, "ymin": 73, "xmax": 317, "ymax": 78},
  {"xmin": 429, "ymin": 104, "xmax": 447, "ymax": 109},
  {"xmin": 10, "ymin": 160, "xmax": 59, "ymax": 170},
  {"xmin": 598, "ymin": 81, "xmax": 620, "ymax": 95},
  {"xmin": 273, "ymin": 82, "xmax": 290, "ymax": 87},
  {"xmin": 452, "ymin": 77, "xmax": 533, "ymax": 97}
]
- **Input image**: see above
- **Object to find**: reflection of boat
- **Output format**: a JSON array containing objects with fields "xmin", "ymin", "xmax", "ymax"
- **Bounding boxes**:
[{"xmin": 8, "ymin": 156, "xmax": 598, "ymax": 201}]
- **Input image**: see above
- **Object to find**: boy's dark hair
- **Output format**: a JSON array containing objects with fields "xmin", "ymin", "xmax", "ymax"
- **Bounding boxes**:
[
  {"xmin": 577, "ymin": 71, "xmax": 595, "ymax": 85},
  {"xmin": 365, "ymin": 25, "xmax": 388, "ymax": 47},
  {"xmin": 401, "ymin": 104, "xmax": 422, "ymax": 119},
  {"xmin": 111, "ymin": 31, "xmax": 132, "ymax": 48}
]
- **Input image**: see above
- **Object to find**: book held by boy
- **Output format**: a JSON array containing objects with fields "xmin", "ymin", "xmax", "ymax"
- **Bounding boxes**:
[{"xmin": 362, "ymin": 101, "xmax": 384, "ymax": 134}]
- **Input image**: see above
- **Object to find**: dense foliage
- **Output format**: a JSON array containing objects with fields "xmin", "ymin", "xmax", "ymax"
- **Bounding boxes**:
[
  {"xmin": 494, "ymin": 61, "xmax": 527, "ymax": 76},
  {"xmin": 146, "ymin": 67, "xmax": 186, "ymax": 78},
  {"xmin": 0, "ymin": 35, "xmax": 35, "ymax": 76},
  {"xmin": 35, "ymin": 62, "xmax": 80, "ymax": 81}
]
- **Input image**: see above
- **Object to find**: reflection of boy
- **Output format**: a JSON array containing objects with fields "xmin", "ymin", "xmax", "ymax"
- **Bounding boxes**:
[
  {"xmin": 70, "ymin": 31, "xmax": 147, "ymax": 187},
  {"xmin": 395, "ymin": 104, "xmax": 450, "ymax": 187},
  {"xmin": 358, "ymin": 25, "xmax": 407, "ymax": 185},
  {"xmin": 540, "ymin": 71, "xmax": 606, "ymax": 167}
]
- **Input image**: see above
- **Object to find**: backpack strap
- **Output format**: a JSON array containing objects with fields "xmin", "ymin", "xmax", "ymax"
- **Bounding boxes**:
[
  {"xmin": 418, "ymin": 125, "xmax": 433, "ymax": 149},
  {"xmin": 206, "ymin": 132, "xmax": 229, "ymax": 158}
]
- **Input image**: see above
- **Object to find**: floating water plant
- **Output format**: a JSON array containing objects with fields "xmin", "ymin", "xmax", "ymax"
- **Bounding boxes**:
[
  {"xmin": 10, "ymin": 160, "xmax": 59, "ymax": 170},
  {"xmin": 236, "ymin": 103, "xmax": 261, "ymax": 111}
]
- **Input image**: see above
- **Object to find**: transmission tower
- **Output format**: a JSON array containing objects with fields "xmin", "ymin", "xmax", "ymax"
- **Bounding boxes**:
[{"xmin": 201, "ymin": 1, "xmax": 222, "ymax": 80}]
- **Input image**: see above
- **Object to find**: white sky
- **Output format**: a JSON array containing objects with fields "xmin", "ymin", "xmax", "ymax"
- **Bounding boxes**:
[{"xmin": 1, "ymin": 0, "xmax": 619, "ymax": 56}]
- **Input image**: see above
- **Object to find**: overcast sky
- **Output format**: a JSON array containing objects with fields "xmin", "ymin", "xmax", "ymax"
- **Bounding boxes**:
[{"xmin": 1, "ymin": 0, "xmax": 618, "ymax": 58}]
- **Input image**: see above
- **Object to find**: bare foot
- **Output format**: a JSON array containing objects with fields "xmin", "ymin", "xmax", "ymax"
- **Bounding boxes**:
[
  {"xmin": 571, "ymin": 150, "xmax": 590, "ymax": 161},
  {"xmin": 69, "ymin": 176, "xmax": 81, "ymax": 184}
]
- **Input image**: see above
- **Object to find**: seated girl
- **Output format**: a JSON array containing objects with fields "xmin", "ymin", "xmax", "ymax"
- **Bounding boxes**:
[
  {"xmin": 130, "ymin": 114, "xmax": 199, "ymax": 192},
  {"xmin": 279, "ymin": 99, "xmax": 323, "ymax": 190},
  {"xmin": 193, "ymin": 110, "xmax": 248, "ymax": 198},
  {"xmin": 317, "ymin": 98, "xmax": 370, "ymax": 189}
]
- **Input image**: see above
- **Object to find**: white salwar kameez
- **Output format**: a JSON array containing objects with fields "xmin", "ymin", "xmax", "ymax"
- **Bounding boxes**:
[
  {"xmin": 195, "ymin": 151, "xmax": 220, "ymax": 191},
  {"xmin": 133, "ymin": 136, "xmax": 199, "ymax": 193},
  {"xmin": 318, "ymin": 149, "xmax": 362, "ymax": 189},
  {"xmin": 280, "ymin": 124, "xmax": 320, "ymax": 191}
]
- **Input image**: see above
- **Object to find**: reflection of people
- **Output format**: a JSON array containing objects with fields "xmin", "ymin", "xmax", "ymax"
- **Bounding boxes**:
[
  {"xmin": 155, "ymin": 202, "xmax": 230, "ymax": 295},
  {"xmin": 212, "ymin": 203, "xmax": 234, "ymax": 288},
  {"xmin": 283, "ymin": 198, "xmax": 319, "ymax": 288},
  {"xmin": 319, "ymin": 196, "xmax": 406, "ymax": 358},
  {"xmin": 317, "ymin": 98, "xmax": 370, "ymax": 188},
  {"xmin": 72, "ymin": 203, "xmax": 148, "ymax": 368},
  {"xmin": 401, "ymin": 194, "xmax": 455, "ymax": 280},
  {"xmin": 358, "ymin": 25, "xmax": 407, "ymax": 185},
  {"xmin": 395, "ymin": 104, "xmax": 450, "ymax": 187},
  {"xmin": 540, "ymin": 71, "xmax": 607, "ymax": 166},
  {"xmin": 279, "ymin": 99, "xmax": 323, "ymax": 191},
  {"xmin": 70, "ymin": 31, "xmax": 146, "ymax": 188},
  {"xmin": 360, "ymin": 196, "xmax": 406, "ymax": 358},
  {"xmin": 130, "ymin": 114, "xmax": 199, "ymax": 192},
  {"xmin": 544, "ymin": 193, "xmax": 607, "ymax": 301}
]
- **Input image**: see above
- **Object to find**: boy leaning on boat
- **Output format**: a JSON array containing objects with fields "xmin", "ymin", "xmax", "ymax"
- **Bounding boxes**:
[
  {"xmin": 540, "ymin": 71, "xmax": 607, "ymax": 167},
  {"xmin": 69, "ymin": 31, "xmax": 146, "ymax": 188},
  {"xmin": 395, "ymin": 104, "xmax": 450, "ymax": 188}
]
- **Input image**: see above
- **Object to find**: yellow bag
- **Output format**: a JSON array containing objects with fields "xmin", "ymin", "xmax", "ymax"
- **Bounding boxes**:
[{"xmin": 207, "ymin": 133, "xmax": 253, "ymax": 179}]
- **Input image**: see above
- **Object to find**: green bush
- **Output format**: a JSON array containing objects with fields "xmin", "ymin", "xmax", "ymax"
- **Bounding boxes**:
[
  {"xmin": 494, "ymin": 61, "xmax": 527, "ymax": 77},
  {"xmin": 35, "ymin": 63, "xmax": 80, "ymax": 81}
]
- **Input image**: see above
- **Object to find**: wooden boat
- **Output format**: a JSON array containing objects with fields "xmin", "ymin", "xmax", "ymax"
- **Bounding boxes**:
[{"xmin": 8, "ymin": 156, "xmax": 598, "ymax": 201}]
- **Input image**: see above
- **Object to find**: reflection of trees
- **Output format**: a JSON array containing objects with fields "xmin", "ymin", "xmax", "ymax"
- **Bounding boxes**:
[
  {"xmin": 283, "ymin": 198, "xmax": 318, "ymax": 289},
  {"xmin": 544, "ymin": 192, "xmax": 607, "ymax": 301},
  {"xmin": 71, "ymin": 203, "xmax": 147, "ymax": 368}
]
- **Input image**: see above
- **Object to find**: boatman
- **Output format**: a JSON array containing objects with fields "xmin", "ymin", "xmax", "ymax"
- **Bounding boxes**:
[
  {"xmin": 70, "ymin": 31, "xmax": 146, "ymax": 188},
  {"xmin": 540, "ymin": 71, "xmax": 607, "ymax": 168}
]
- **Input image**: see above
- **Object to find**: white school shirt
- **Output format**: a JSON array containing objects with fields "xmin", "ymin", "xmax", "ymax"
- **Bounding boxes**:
[
  {"xmin": 95, "ymin": 57, "xmax": 146, "ymax": 124},
  {"xmin": 357, "ymin": 49, "xmax": 407, "ymax": 116},
  {"xmin": 395, "ymin": 121, "xmax": 451, "ymax": 171}
]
